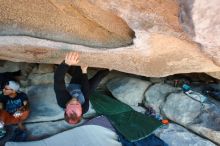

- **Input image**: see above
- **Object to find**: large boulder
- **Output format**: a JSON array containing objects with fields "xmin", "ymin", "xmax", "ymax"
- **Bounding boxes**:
[
  {"xmin": 28, "ymin": 73, "xmax": 54, "ymax": 85},
  {"xmin": 0, "ymin": 0, "xmax": 134, "ymax": 48},
  {"xmin": 107, "ymin": 77, "xmax": 151, "ymax": 106},
  {"xmin": 178, "ymin": 0, "xmax": 220, "ymax": 66},
  {"xmin": 95, "ymin": 70, "xmax": 130, "ymax": 90},
  {"xmin": 162, "ymin": 92, "xmax": 202, "ymax": 125},
  {"xmin": 32, "ymin": 64, "xmax": 55, "ymax": 74},
  {"xmin": 160, "ymin": 91, "xmax": 220, "ymax": 144},
  {"xmin": 144, "ymin": 83, "xmax": 180, "ymax": 113},
  {"xmin": 178, "ymin": 0, "xmax": 220, "ymax": 49},
  {"xmin": 0, "ymin": 0, "xmax": 220, "ymax": 77},
  {"xmin": 155, "ymin": 124, "xmax": 216, "ymax": 146},
  {"xmin": 188, "ymin": 101, "xmax": 220, "ymax": 145},
  {"xmin": 0, "ymin": 61, "xmax": 22, "ymax": 73},
  {"xmin": 25, "ymin": 84, "xmax": 64, "ymax": 122},
  {"xmin": 27, "ymin": 72, "xmax": 71, "ymax": 86}
]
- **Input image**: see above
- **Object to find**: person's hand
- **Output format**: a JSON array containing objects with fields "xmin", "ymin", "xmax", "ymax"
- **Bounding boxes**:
[
  {"xmin": 65, "ymin": 52, "xmax": 79, "ymax": 66},
  {"xmin": 81, "ymin": 64, "xmax": 88, "ymax": 74},
  {"xmin": 13, "ymin": 110, "xmax": 23, "ymax": 118}
]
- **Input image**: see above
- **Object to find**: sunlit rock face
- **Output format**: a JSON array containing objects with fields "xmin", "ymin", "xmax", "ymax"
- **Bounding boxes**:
[
  {"xmin": 0, "ymin": 0, "xmax": 134, "ymax": 48},
  {"xmin": 178, "ymin": 0, "xmax": 220, "ymax": 65},
  {"xmin": 179, "ymin": 0, "xmax": 220, "ymax": 49},
  {"xmin": 0, "ymin": 0, "xmax": 220, "ymax": 77}
]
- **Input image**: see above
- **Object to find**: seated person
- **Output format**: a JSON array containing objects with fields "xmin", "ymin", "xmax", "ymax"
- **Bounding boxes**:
[
  {"xmin": 0, "ymin": 81, "xmax": 29, "ymax": 131},
  {"xmin": 54, "ymin": 52, "xmax": 109, "ymax": 125}
]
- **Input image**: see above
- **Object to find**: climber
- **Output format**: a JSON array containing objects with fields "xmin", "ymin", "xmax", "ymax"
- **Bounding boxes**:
[{"xmin": 54, "ymin": 52, "xmax": 109, "ymax": 124}]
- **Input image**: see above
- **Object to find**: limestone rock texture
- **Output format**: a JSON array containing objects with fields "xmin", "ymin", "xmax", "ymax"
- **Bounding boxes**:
[{"xmin": 0, "ymin": 0, "xmax": 220, "ymax": 77}]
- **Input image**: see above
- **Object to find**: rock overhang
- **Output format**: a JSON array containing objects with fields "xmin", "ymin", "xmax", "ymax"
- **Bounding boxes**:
[{"xmin": 0, "ymin": 0, "xmax": 220, "ymax": 78}]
